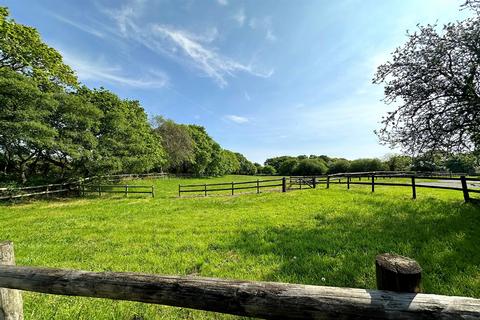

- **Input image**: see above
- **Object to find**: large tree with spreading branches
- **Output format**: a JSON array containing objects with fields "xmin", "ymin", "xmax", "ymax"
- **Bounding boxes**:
[{"xmin": 373, "ymin": 1, "xmax": 480, "ymax": 155}]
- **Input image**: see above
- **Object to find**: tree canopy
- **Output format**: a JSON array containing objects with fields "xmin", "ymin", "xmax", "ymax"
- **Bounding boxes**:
[{"xmin": 374, "ymin": 3, "xmax": 480, "ymax": 155}]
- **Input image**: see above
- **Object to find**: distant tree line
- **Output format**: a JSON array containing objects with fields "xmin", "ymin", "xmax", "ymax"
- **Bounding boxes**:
[
  {"xmin": 260, "ymin": 153, "xmax": 479, "ymax": 176},
  {"xmin": 0, "ymin": 7, "xmax": 256, "ymax": 185}
]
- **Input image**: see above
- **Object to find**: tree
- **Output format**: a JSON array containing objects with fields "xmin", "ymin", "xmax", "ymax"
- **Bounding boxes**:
[
  {"xmin": 292, "ymin": 158, "xmax": 328, "ymax": 175},
  {"xmin": 261, "ymin": 165, "xmax": 276, "ymax": 175},
  {"xmin": 384, "ymin": 154, "xmax": 412, "ymax": 172},
  {"xmin": 44, "ymin": 92, "xmax": 102, "ymax": 178},
  {"xmin": 0, "ymin": 69, "xmax": 57, "ymax": 182},
  {"xmin": 328, "ymin": 159, "xmax": 350, "ymax": 174},
  {"xmin": 235, "ymin": 153, "xmax": 257, "ymax": 175},
  {"xmin": 0, "ymin": 7, "xmax": 77, "ymax": 89},
  {"xmin": 349, "ymin": 158, "xmax": 386, "ymax": 172},
  {"xmin": 374, "ymin": 4, "xmax": 480, "ymax": 155},
  {"xmin": 278, "ymin": 158, "xmax": 299, "ymax": 175},
  {"xmin": 80, "ymin": 88, "xmax": 165, "ymax": 175},
  {"xmin": 153, "ymin": 116, "xmax": 194, "ymax": 172},
  {"xmin": 445, "ymin": 153, "xmax": 477, "ymax": 174}
]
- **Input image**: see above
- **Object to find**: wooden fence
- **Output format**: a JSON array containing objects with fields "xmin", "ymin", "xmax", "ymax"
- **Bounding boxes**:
[
  {"xmin": 1, "ymin": 241, "xmax": 479, "ymax": 319},
  {"xmin": 0, "ymin": 182, "xmax": 78, "ymax": 200},
  {"xmin": 178, "ymin": 178, "xmax": 286, "ymax": 197},
  {"xmin": 324, "ymin": 172, "xmax": 480, "ymax": 202},
  {"xmin": 80, "ymin": 184, "xmax": 155, "ymax": 198}
]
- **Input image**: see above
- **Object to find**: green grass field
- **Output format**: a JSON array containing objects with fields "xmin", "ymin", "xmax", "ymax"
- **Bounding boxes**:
[{"xmin": 1, "ymin": 175, "xmax": 479, "ymax": 319}]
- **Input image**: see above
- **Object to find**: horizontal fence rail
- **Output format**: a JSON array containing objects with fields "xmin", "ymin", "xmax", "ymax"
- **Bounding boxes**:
[
  {"xmin": 1, "ymin": 264, "xmax": 480, "ymax": 319},
  {"xmin": 81, "ymin": 185, "xmax": 154, "ymax": 198},
  {"xmin": 324, "ymin": 172, "xmax": 479, "ymax": 202},
  {"xmin": 178, "ymin": 178, "xmax": 286, "ymax": 197}
]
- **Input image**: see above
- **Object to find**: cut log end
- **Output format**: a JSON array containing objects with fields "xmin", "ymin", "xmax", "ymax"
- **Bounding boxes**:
[{"xmin": 375, "ymin": 253, "xmax": 422, "ymax": 293}]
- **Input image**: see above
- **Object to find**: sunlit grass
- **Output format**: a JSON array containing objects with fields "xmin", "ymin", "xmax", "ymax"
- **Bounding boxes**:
[{"xmin": 0, "ymin": 175, "xmax": 479, "ymax": 319}]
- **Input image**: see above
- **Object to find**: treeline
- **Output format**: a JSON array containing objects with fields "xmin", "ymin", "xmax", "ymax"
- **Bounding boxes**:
[
  {"xmin": 0, "ymin": 7, "xmax": 255, "ymax": 184},
  {"xmin": 259, "ymin": 153, "xmax": 479, "ymax": 176}
]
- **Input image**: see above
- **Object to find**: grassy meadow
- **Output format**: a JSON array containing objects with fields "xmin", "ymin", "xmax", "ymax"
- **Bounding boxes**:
[{"xmin": 0, "ymin": 175, "xmax": 479, "ymax": 319}]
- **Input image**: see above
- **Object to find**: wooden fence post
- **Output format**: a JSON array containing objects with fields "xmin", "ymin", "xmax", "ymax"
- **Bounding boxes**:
[
  {"xmin": 151, "ymin": 186, "xmax": 155, "ymax": 198},
  {"xmin": 371, "ymin": 174, "xmax": 375, "ymax": 192},
  {"xmin": 231, "ymin": 182, "xmax": 234, "ymax": 196},
  {"xmin": 178, "ymin": 185, "xmax": 181, "ymax": 197},
  {"xmin": 125, "ymin": 185, "xmax": 128, "ymax": 197},
  {"xmin": 460, "ymin": 176, "xmax": 470, "ymax": 202},
  {"xmin": 257, "ymin": 179, "xmax": 260, "ymax": 194},
  {"xmin": 0, "ymin": 241, "xmax": 24, "ymax": 320},
  {"xmin": 347, "ymin": 176, "xmax": 350, "ymax": 190},
  {"xmin": 376, "ymin": 253, "xmax": 422, "ymax": 293},
  {"xmin": 411, "ymin": 176, "xmax": 416, "ymax": 200},
  {"xmin": 282, "ymin": 177, "xmax": 286, "ymax": 193},
  {"xmin": 204, "ymin": 184, "xmax": 207, "ymax": 197},
  {"xmin": 326, "ymin": 176, "xmax": 330, "ymax": 189},
  {"xmin": 312, "ymin": 177, "xmax": 316, "ymax": 189}
]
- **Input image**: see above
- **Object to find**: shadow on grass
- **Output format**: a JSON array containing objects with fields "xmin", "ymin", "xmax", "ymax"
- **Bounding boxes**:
[{"xmin": 224, "ymin": 196, "xmax": 480, "ymax": 297}]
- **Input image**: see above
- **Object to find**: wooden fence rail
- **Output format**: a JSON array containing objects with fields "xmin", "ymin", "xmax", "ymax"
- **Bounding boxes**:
[
  {"xmin": 1, "ymin": 242, "xmax": 479, "ymax": 319},
  {"xmin": 178, "ymin": 178, "xmax": 286, "ymax": 197},
  {"xmin": 81, "ymin": 185, "xmax": 154, "ymax": 198},
  {"xmin": 324, "ymin": 172, "xmax": 479, "ymax": 202}
]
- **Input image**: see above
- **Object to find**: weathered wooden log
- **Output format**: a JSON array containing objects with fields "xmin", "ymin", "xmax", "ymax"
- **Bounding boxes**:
[
  {"xmin": 1, "ymin": 265, "xmax": 480, "ymax": 319},
  {"xmin": 376, "ymin": 253, "xmax": 422, "ymax": 293},
  {"xmin": 0, "ymin": 242, "xmax": 23, "ymax": 320}
]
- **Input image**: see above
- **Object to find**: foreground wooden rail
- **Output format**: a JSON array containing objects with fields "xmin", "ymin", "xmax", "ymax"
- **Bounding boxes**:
[
  {"xmin": 1, "ymin": 265, "xmax": 480, "ymax": 319},
  {"xmin": 1, "ymin": 242, "xmax": 480, "ymax": 319}
]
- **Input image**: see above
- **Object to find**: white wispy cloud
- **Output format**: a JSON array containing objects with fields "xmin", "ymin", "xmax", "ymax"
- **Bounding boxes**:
[
  {"xmin": 233, "ymin": 8, "xmax": 246, "ymax": 26},
  {"xmin": 244, "ymin": 91, "xmax": 251, "ymax": 101},
  {"xmin": 100, "ymin": 0, "xmax": 272, "ymax": 87},
  {"xmin": 61, "ymin": 49, "xmax": 168, "ymax": 88},
  {"xmin": 216, "ymin": 0, "xmax": 228, "ymax": 6},
  {"xmin": 225, "ymin": 115, "xmax": 249, "ymax": 124},
  {"xmin": 148, "ymin": 24, "xmax": 273, "ymax": 87},
  {"xmin": 49, "ymin": 13, "xmax": 105, "ymax": 38}
]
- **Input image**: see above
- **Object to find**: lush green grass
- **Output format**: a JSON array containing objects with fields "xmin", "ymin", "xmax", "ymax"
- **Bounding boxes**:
[{"xmin": 0, "ymin": 175, "xmax": 479, "ymax": 319}]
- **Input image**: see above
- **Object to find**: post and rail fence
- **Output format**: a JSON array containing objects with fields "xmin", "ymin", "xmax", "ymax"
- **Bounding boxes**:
[
  {"xmin": 324, "ymin": 172, "xmax": 480, "ymax": 202},
  {"xmin": 178, "ymin": 178, "xmax": 286, "ymax": 197},
  {"xmin": 80, "ymin": 184, "xmax": 155, "ymax": 198},
  {"xmin": 1, "ymin": 241, "xmax": 479, "ymax": 319}
]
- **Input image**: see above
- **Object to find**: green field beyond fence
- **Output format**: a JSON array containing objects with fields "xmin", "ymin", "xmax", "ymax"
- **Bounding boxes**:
[{"xmin": 0, "ymin": 175, "xmax": 479, "ymax": 319}]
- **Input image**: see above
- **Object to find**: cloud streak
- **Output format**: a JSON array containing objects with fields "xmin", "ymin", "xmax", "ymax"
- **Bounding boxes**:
[
  {"xmin": 61, "ymin": 49, "xmax": 168, "ymax": 88},
  {"xmin": 102, "ymin": 0, "xmax": 273, "ymax": 87},
  {"xmin": 225, "ymin": 115, "xmax": 249, "ymax": 123},
  {"xmin": 150, "ymin": 25, "xmax": 273, "ymax": 87}
]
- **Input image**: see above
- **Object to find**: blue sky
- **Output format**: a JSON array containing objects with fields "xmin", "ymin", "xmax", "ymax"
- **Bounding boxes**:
[{"xmin": 5, "ymin": 0, "xmax": 470, "ymax": 163}]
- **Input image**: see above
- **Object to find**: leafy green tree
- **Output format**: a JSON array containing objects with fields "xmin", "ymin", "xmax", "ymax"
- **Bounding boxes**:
[
  {"xmin": 384, "ymin": 154, "xmax": 412, "ymax": 172},
  {"xmin": 44, "ymin": 92, "xmax": 102, "ymax": 178},
  {"xmin": 374, "ymin": 3, "xmax": 480, "ymax": 154},
  {"xmin": 328, "ymin": 159, "xmax": 350, "ymax": 174},
  {"xmin": 153, "ymin": 116, "xmax": 194, "ymax": 172},
  {"xmin": 278, "ymin": 158, "xmax": 299, "ymax": 175},
  {"xmin": 221, "ymin": 150, "xmax": 240, "ymax": 175},
  {"xmin": 80, "ymin": 88, "xmax": 165, "ymax": 175},
  {"xmin": 265, "ymin": 156, "xmax": 296, "ymax": 173},
  {"xmin": 349, "ymin": 158, "xmax": 386, "ymax": 172},
  {"xmin": 235, "ymin": 153, "xmax": 257, "ymax": 175},
  {"xmin": 186, "ymin": 125, "xmax": 217, "ymax": 175},
  {"xmin": 0, "ymin": 69, "xmax": 57, "ymax": 182},
  {"xmin": 292, "ymin": 158, "xmax": 328, "ymax": 175},
  {"xmin": 445, "ymin": 153, "xmax": 477, "ymax": 174},
  {"xmin": 0, "ymin": 7, "xmax": 77, "ymax": 89},
  {"xmin": 261, "ymin": 165, "xmax": 276, "ymax": 175}
]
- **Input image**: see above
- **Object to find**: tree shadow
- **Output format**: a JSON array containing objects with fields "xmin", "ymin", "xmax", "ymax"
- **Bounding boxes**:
[{"xmin": 223, "ymin": 196, "xmax": 480, "ymax": 297}]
